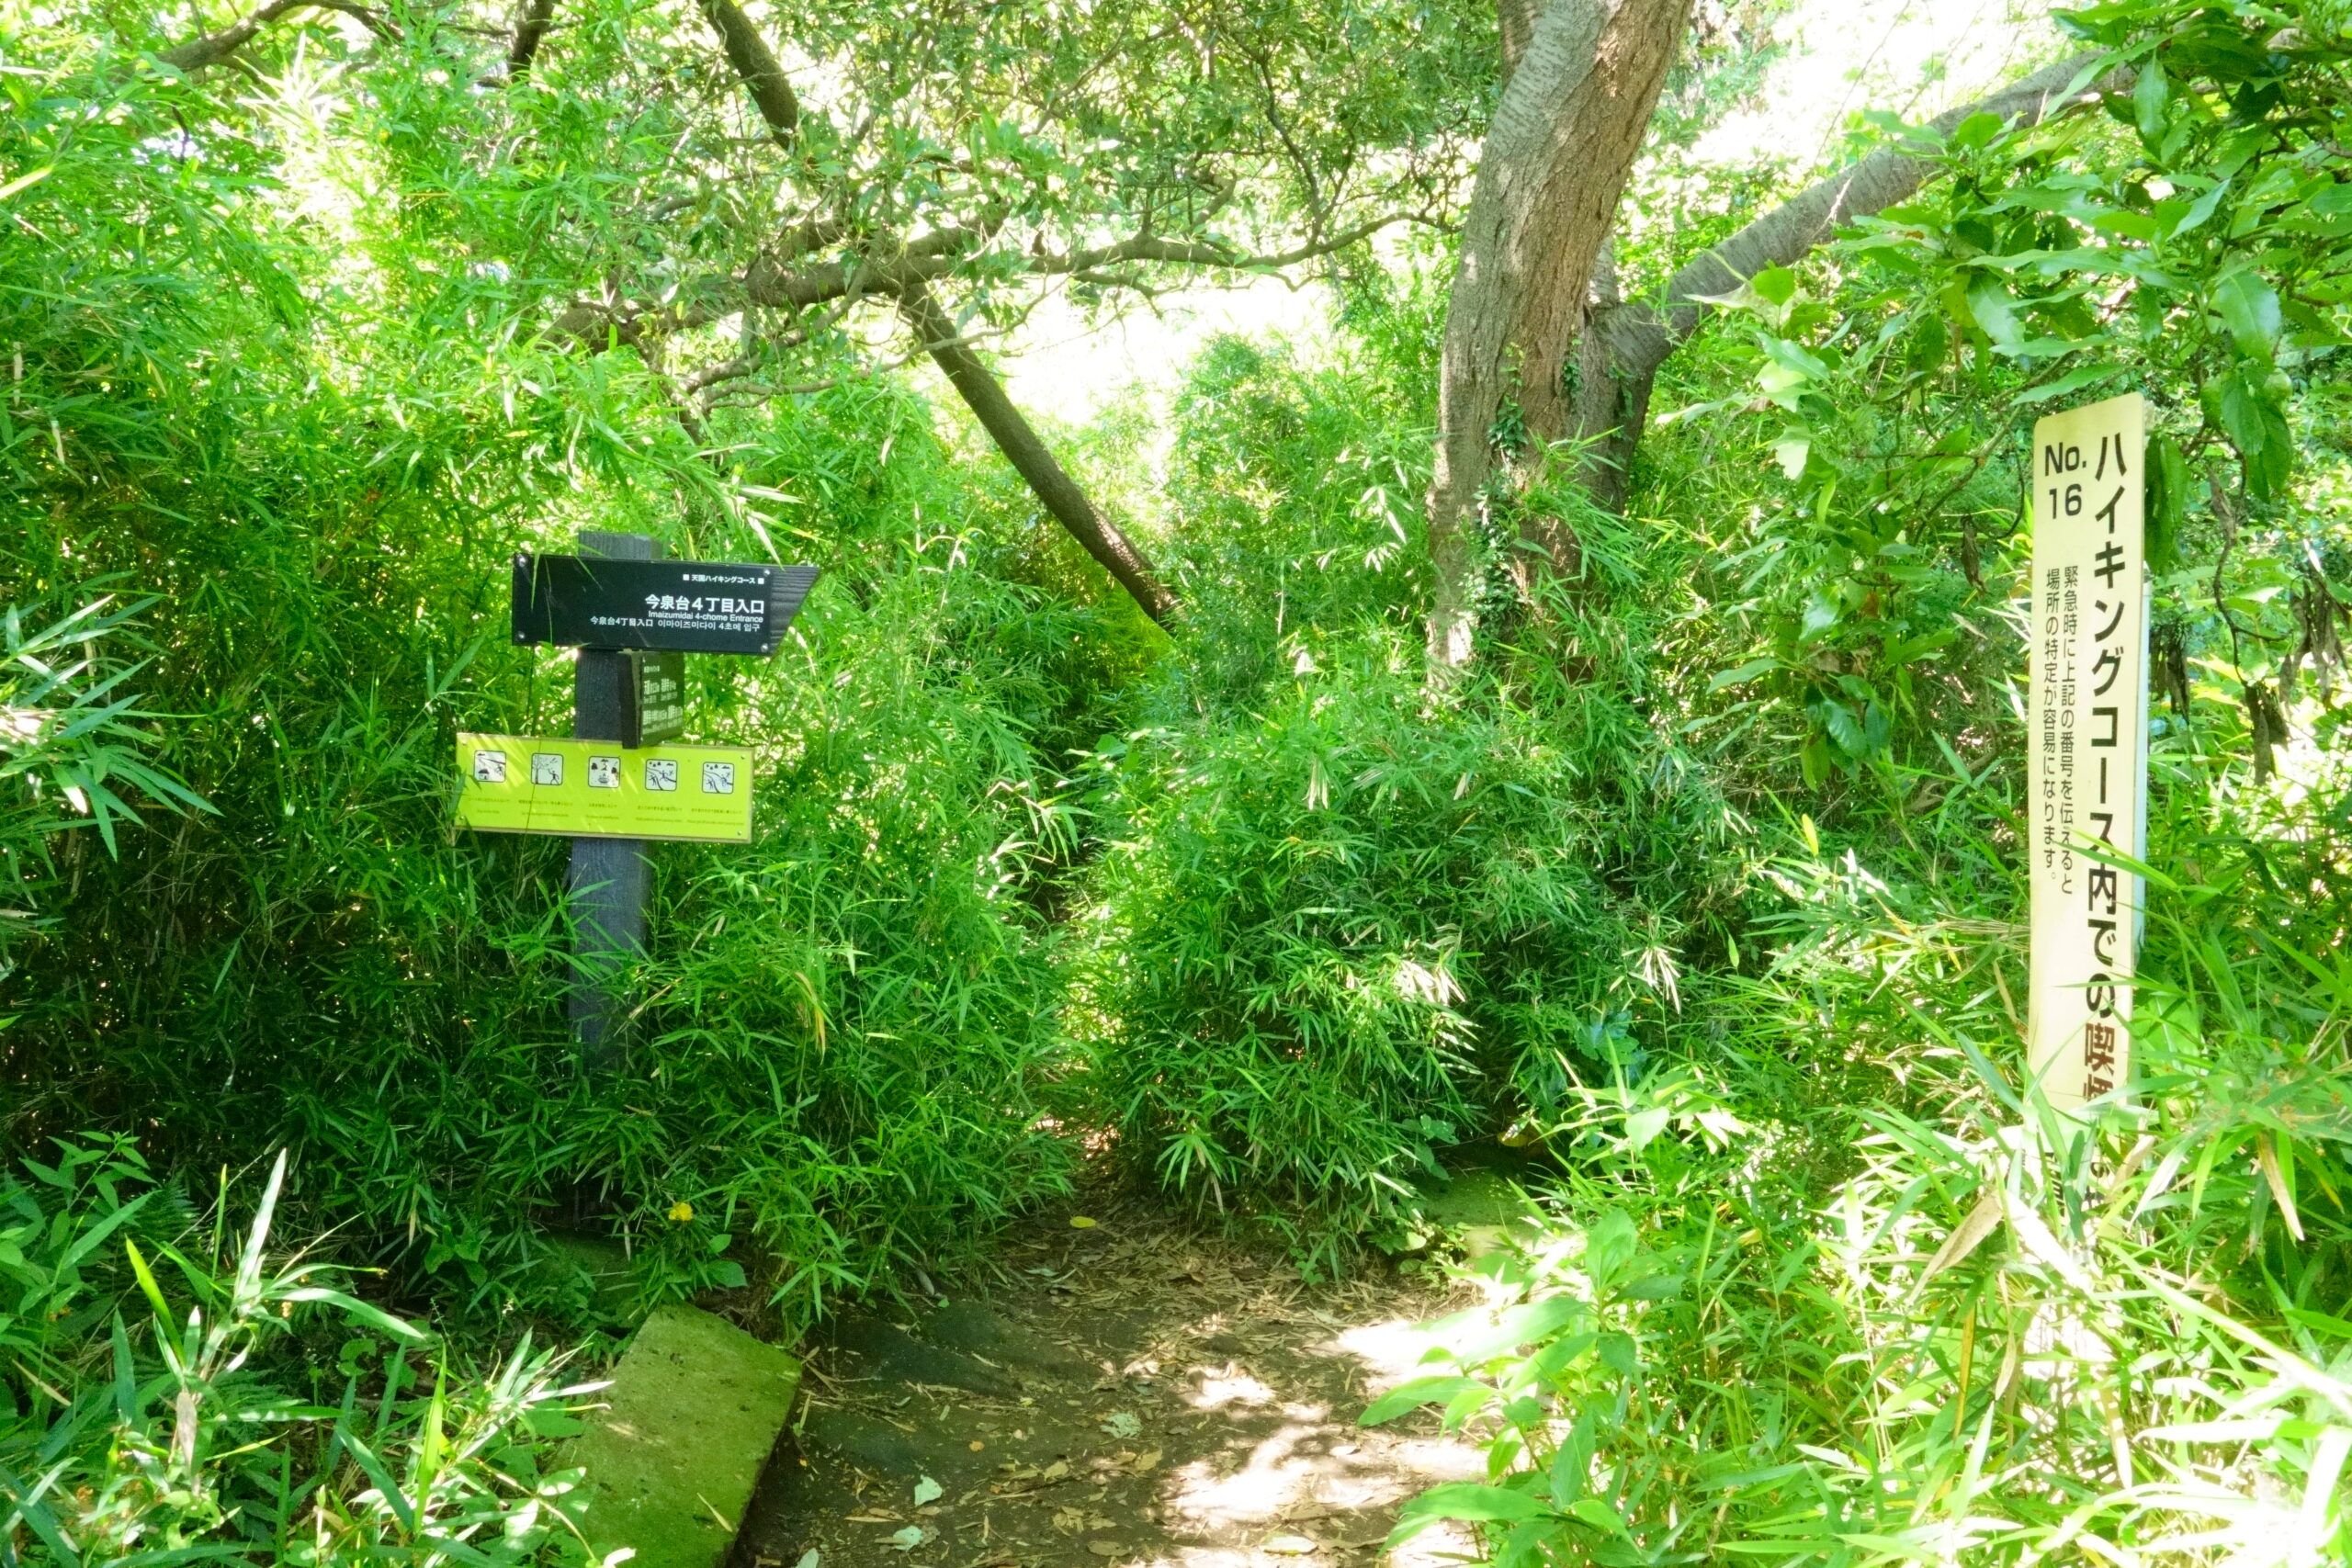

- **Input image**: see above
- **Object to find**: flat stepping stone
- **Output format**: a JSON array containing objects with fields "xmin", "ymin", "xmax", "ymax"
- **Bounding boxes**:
[
  {"xmin": 819, "ymin": 1314, "xmax": 1020, "ymax": 1396},
  {"xmin": 797, "ymin": 1407, "xmax": 968, "ymax": 1479},
  {"xmin": 922, "ymin": 1302, "xmax": 1092, "ymax": 1375},
  {"xmin": 571, "ymin": 1304, "xmax": 801, "ymax": 1568}
]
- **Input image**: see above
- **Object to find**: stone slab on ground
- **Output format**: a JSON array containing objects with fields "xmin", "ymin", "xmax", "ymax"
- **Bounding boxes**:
[
  {"xmin": 819, "ymin": 1314, "xmax": 1020, "ymax": 1396},
  {"xmin": 571, "ymin": 1304, "xmax": 801, "ymax": 1568}
]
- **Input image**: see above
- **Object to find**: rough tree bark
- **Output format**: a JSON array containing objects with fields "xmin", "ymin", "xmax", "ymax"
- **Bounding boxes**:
[
  {"xmin": 1428, "ymin": 35, "xmax": 2119, "ymax": 666},
  {"xmin": 1426, "ymin": 0, "xmax": 1695, "ymax": 668}
]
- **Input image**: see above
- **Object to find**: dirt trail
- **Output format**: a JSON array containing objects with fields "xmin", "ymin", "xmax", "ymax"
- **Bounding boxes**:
[{"xmin": 735, "ymin": 1189, "xmax": 1486, "ymax": 1568}]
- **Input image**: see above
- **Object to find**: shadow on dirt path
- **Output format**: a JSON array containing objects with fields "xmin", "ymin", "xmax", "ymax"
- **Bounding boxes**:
[{"xmin": 733, "ymin": 1189, "xmax": 1485, "ymax": 1568}]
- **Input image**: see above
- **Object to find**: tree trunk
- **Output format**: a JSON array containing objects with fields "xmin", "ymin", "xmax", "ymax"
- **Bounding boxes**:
[
  {"xmin": 1426, "ymin": 0, "xmax": 1694, "ymax": 667},
  {"xmin": 503, "ymin": 0, "xmax": 558, "ymax": 80},
  {"xmin": 1565, "ymin": 51, "xmax": 2120, "ymax": 511}
]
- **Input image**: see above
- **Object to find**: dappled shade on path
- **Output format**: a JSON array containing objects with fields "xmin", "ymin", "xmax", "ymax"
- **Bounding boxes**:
[{"xmin": 737, "ymin": 1199, "xmax": 1483, "ymax": 1567}]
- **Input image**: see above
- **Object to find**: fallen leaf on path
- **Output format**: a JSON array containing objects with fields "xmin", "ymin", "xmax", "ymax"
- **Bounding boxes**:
[
  {"xmin": 1087, "ymin": 1542, "xmax": 1121, "ymax": 1559},
  {"xmin": 887, "ymin": 1526, "xmax": 927, "ymax": 1551},
  {"xmin": 1263, "ymin": 1535, "xmax": 1320, "ymax": 1555},
  {"xmin": 912, "ymin": 1476, "xmax": 944, "ymax": 1506},
  {"xmin": 1129, "ymin": 1449, "xmax": 1161, "ymax": 1472},
  {"xmin": 1069, "ymin": 1216, "xmax": 1099, "ymax": 1228}
]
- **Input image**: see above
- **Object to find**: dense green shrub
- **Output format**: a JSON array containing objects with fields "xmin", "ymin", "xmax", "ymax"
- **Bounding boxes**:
[
  {"xmin": 1, "ymin": 1137, "xmax": 584, "ymax": 1567},
  {"xmin": 1072, "ymin": 318, "xmax": 1741, "ymax": 1266},
  {"xmin": 0, "ymin": 24, "xmax": 1092, "ymax": 1321},
  {"xmin": 1367, "ymin": 3, "xmax": 2352, "ymax": 1559}
]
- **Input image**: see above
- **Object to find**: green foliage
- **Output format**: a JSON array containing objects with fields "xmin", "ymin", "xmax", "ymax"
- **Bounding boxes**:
[
  {"xmin": 1369, "ymin": 5, "xmax": 2352, "ymax": 1562},
  {"xmin": 1369, "ymin": 730, "xmax": 2352, "ymax": 1564},
  {"xmin": 1656, "ymin": 0, "xmax": 2352, "ymax": 788},
  {"xmin": 0, "ymin": 18, "xmax": 1090, "ymax": 1323},
  {"xmin": 1071, "ymin": 309, "xmax": 1744, "ymax": 1268},
  {"xmin": 1, "ymin": 1138, "xmax": 585, "ymax": 1567},
  {"xmin": 0, "ymin": 600, "xmax": 207, "ymax": 954}
]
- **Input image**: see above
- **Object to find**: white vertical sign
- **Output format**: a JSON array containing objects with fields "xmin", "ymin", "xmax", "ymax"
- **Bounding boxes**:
[{"xmin": 2026, "ymin": 392, "xmax": 2147, "ymax": 1112}]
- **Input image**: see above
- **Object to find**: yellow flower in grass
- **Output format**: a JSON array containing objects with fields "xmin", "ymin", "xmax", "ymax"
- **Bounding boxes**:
[{"xmin": 667, "ymin": 1201, "xmax": 695, "ymax": 1224}]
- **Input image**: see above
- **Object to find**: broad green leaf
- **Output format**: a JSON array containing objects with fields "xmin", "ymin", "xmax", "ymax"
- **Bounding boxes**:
[
  {"xmin": 1709, "ymin": 658, "xmax": 1778, "ymax": 692},
  {"xmin": 2213, "ymin": 270, "xmax": 2282, "ymax": 359},
  {"xmin": 1361, "ymin": 1375, "xmax": 1487, "ymax": 1426},
  {"xmin": 1948, "ymin": 112, "xmax": 2003, "ymax": 151},
  {"xmin": 2089, "ymin": 208, "xmax": 2159, "ymax": 241},
  {"xmin": 2016, "ymin": 365, "xmax": 2127, "ymax": 406},
  {"xmin": 2146, "ymin": 435, "xmax": 2188, "ymax": 569},
  {"xmin": 2132, "ymin": 56, "xmax": 2169, "ymax": 141},
  {"xmin": 1773, "ymin": 432, "xmax": 1811, "ymax": 480},
  {"xmin": 1965, "ymin": 276, "xmax": 2023, "ymax": 353},
  {"xmin": 1750, "ymin": 267, "xmax": 1798, "ymax": 307}
]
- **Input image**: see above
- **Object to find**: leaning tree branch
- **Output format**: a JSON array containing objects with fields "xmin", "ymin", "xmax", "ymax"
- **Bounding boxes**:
[
  {"xmin": 897, "ymin": 282, "xmax": 1179, "ymax": 625},
  {"xmin": 1563, "ymin": 50, "xmax": 2132, "ymax": 510},
  {"xmin": 684, "ymin": 0, "xmax": 1177, "ymax": 624},
  {"xmin": 159, "ymin": 0, "xmax": 392, "ymax": 70},
  {"xmin": 1600, "ymin": 51, "xmax": 2129, "ymax": 386},
  {"xmin": 696, "ymin": 0, "xmax": 799, "ymax": 143}
]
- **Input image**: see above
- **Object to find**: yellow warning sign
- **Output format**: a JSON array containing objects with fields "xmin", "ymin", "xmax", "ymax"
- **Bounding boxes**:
[{"xmin": 455, "ymin": 733, "xmax": 754, "ymax": 842}]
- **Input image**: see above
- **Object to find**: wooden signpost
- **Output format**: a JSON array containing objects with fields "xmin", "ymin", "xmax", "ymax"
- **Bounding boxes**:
[
  {"xmin": 2025, "ymin": 392, "xmax": 2148, "ymax": 1114},
  {"xmin": 458, "ymin": 530, "xmax": 819, "ymax": 1069}
]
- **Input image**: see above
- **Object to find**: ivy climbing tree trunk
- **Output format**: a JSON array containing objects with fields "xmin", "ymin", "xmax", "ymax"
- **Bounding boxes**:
[{"xmin": 1426, "ymin": 0, "xmax": 1695, "ymax": 668}]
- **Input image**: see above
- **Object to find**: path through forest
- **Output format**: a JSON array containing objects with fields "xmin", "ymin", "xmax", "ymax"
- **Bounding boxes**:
[{"xmin": 735, "ymin": 1188, "xmax": 1487, "ymax": 1568}]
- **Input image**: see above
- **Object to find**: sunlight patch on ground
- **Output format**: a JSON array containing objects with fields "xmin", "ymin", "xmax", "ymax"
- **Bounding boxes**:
[{"xmin": 1126, "ymin": 1315, "xmax": 1484, "ymax": 1565}]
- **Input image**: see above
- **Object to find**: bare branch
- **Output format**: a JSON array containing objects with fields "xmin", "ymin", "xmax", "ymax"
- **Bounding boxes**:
[
  {"xmin": 696, "ymin": 0, "xmax": 799, "ymax": 141},
  {"xmin": 1037, "ymin": 215, "xmax": 1409, "ymax": 279},
  {"xmin": 159, "ymin": 0, "xmax": 391, "ymax": 71},
  {"xmin": 897, "ymin": 281, "xmax": 1179, "ymax": 625}
]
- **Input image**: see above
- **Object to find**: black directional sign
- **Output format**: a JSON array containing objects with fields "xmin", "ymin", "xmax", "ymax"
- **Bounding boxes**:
[{"xmin": 511, "ymin": 556, "xmax": 820, "ymax": 655}]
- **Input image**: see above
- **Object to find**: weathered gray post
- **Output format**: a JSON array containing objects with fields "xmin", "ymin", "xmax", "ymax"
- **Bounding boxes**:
[{"xmin": 570, "ymin": 529, "xmax": 657, "ymax": 1070}]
